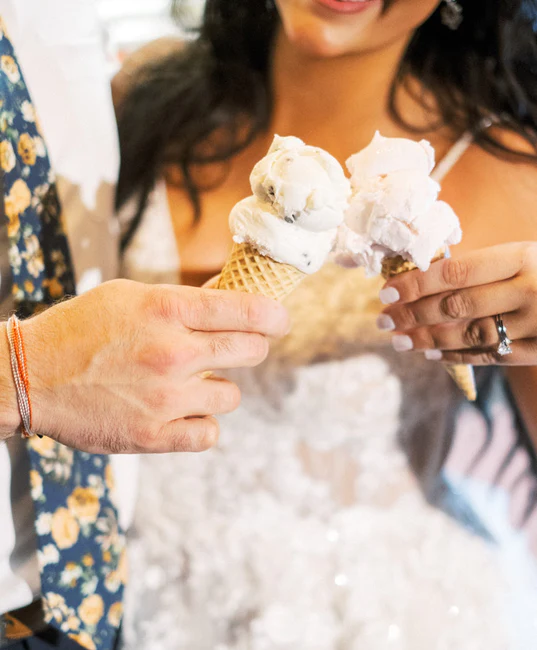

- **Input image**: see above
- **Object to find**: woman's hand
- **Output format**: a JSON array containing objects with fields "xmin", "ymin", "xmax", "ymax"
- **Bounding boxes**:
[{"xmin": 377, "ymin": 242, "xmax": 537, "ymax": 366}]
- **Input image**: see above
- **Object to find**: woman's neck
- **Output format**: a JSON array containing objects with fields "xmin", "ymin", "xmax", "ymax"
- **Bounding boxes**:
[{"xmin": 269, "ymin": 29, "xmax": 443, "ymax": 161}]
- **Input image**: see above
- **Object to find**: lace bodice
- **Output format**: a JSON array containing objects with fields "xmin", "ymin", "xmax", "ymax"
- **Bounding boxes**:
[{"xmin": 121, "ymin": 184, "xmax": 537, "ymax": 650}]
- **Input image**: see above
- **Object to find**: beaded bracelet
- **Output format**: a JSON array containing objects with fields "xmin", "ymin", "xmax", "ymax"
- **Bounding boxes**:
[{"xmin": 6, "ymin": 315, "xmax": 35, "ymax": 438}]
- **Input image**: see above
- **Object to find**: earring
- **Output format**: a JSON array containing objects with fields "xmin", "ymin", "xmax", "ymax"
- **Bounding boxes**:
[{"xmin": 441, "ymin": 0, "xmax": 463, "ymax": 30}]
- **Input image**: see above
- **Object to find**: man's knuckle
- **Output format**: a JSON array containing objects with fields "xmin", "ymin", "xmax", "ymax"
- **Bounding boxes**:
[
  {"xmin": 132, "ymin": 424, "xmax": 157, "ymax": 452},
  {"xmin": 146, "ymin": 288, "xmax": 177, "ymax": 322},
  {"xmin": 245, "ymin": 334, "xmax": 269, "ymax": 362},
  {"xmin": 193, "ymin": 291, "xmax": 230, "ymax": 330},
  {"xmin": 228, "ymin": 384, "xmax": 242, "ymax": 410},
  {"xmin": 197, "ymin": 419, "xmax": 220, "ymax": 450},
  {"xmin": 140, "ymin": 345, "xmax": 178, "ymax": 375},
  {"xmin": 241, "ymin": 294, "xmax": 264, "ymax": 329},
  {"xmin": 205, "ymin": 388, "xmax": 224, "ymax": 414},
  {"xmin": 170, "ymin": 428, "xmax": 192, "ymax": 453},
  {"xmin": 442, "ymin": 258, "xmax": 470, "ymax": 288},
  {"xmin": 209, "ymin": 334, "xmax": 234, "ymax": 358},
  {"xmin": 440, "ymin": 292, "xmax": 472, "ymax": 320},
  {"xmin": 204, "ymin": 383, "xmax": 239, "ymax": 414}
]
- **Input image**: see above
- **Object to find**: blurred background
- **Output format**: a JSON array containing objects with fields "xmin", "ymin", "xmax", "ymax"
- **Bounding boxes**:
[{"xmin": 96, "ymin": 0, "xmax": 204, "ymax": 72}]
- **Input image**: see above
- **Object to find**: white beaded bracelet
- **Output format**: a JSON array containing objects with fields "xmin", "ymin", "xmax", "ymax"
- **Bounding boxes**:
[{"xmin": 5, "ymin": 315, "xmax": 35, "ymax": 438}]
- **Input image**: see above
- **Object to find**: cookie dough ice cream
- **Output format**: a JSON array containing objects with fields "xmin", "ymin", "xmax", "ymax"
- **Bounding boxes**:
[{"xmin": 218, "ymin": 135, "xmax": 351, "ymax": 299}]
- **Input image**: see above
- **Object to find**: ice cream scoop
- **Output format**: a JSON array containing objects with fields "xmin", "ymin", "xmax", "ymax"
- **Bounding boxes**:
[
  {"xmin": 230, "ymin": 135, "xmax": 351, "ymax": 275},
  {"xmin": 218, "ymin": 135, "xmax": 350, "ymax": 300},
  {"xmin": 346, "ymin": 130, "xmax": 435, "ymax": 184},
  {"xmin": 339, "ymin": 131, "xmax": 462, "ymax": 276},
  {"xmin": 337, "ymin": 132, "xmax": 475, "ymax": 402}
]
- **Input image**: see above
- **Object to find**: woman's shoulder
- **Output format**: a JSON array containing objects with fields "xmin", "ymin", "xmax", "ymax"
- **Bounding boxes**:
[
  {"xmin": 440, "ymin": 127, "xmax": 537, "ymax": 250},
  {"xmin": 112, "ymin": 37, "xmax": 187, "ymax": 112}
]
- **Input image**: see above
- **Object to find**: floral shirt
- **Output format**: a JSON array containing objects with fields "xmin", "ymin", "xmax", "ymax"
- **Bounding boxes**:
[{"xmin": 0, "ymin": 16, "xmax": 125, "ymax": 650}]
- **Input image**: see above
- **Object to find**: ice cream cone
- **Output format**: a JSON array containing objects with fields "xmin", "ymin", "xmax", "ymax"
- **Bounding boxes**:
[
  {"xmin": 381, "ymin": 253, "xmax": 477, "ymax": 401},
  {"xmin": 216, "ymin": 241, "xmax": 307, "ymax": 302}
]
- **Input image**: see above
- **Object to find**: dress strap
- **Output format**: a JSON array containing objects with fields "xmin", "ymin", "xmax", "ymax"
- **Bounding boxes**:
[{"xmin": 431, "ymin": 131, "xmax": 474, "ymax": 183}]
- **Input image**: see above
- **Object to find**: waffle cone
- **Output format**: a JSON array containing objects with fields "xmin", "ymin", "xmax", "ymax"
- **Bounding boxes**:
[
  {"xmin": 381, "ymin": 253, "xmax": 477, "ymax": 402},
  {"xmin": 216, "ymin": 242, "xmax": 307, "ymax": 302}
]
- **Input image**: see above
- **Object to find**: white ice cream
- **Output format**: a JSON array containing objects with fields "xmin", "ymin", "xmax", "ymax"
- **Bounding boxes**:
[
  {"xmin": 338, "ymin": 132, "xmax": 462, "ymax": 275},
  {"xmin": 230, "ymin": 135, "xmax": 351, "ymax": 274}
]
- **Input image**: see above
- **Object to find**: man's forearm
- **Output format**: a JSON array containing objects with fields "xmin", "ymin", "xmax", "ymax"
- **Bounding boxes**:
[{"xmin": 0, "ymin": 322, "xmax": 20, "ymax": 439}]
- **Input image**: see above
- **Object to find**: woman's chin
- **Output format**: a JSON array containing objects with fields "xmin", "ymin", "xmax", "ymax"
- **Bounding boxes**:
[{"xmin": 285, "ymin": 23, "xmax": 353, "ymax": 58}]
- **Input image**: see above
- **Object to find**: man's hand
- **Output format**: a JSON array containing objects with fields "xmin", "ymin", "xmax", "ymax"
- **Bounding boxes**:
[{"xmin": 0, "ymin": 280, "xmax": 289, "ymax": 452}]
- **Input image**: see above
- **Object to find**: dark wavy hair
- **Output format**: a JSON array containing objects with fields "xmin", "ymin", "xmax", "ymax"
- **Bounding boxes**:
[{"xmin": 116, "ymin": 0, "xmax": 537, "ymax": 525}]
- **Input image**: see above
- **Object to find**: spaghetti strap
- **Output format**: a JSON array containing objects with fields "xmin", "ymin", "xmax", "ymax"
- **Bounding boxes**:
[{"xmin": 431, "ymin": 131, "xmax": 474, "ymax": 183}]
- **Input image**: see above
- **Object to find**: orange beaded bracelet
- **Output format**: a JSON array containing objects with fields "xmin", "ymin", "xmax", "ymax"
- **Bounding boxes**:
[{"xmin": 6, "ymin": 315, "xmax": 34, "ymax": 438}]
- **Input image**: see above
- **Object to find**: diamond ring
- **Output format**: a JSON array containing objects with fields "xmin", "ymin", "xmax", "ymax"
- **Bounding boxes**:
[{"xmin": 494, "ymin": 314, "xmax": 513, "ymax": 356}]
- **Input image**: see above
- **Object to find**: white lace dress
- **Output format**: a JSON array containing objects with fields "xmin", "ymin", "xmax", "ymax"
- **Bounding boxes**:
[{"xmin": 121, "ymin": 160, "xmax": 537, "ymax": 649}]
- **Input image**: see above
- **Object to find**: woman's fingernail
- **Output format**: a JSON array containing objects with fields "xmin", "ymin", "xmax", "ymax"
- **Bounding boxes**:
[
  {"xmin": 379, "ymin": 287, "xmax": 400, "ymax": 305},
  {"xmin": 425, "ymin": 349, "xmax": 443, "ymax": 361},
  {"xmin": 392, "ymin": 335, "xmax": 414, "ymax": 352},
  {"xmin": 376, "ymin": 315, "xmax": 396, "ymax": 331}
]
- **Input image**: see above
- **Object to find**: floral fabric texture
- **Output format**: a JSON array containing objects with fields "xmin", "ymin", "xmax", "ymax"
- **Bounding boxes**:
[{"xmin": 0, "ymin": 19, "xmax": 125, "ymax": 650}]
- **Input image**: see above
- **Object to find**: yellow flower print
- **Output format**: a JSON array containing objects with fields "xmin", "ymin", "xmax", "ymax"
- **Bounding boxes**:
[
  {"xmin": 78, "ymin": 594, "xmax": 104, "ymax": 628},
  {"xmin": 0, "ymin": 140, "xmax": 15, "ymax": 172},
  {"xmin": 18, "ymin": 133, "xmax": 37, "ymax": 166},
  {"xmin": 51, "ymin": 508, "xmax": 80, "ymax": 550},
  {"xmin": 102, "ymin": 550, "xmax": 112, "ymax": 564},
  {"xmin": 104, "ymin": 570, "xmax": 121, "ymax": 594},
  {"xmin": 104, "ymin": 463, "xmax": 115, "ymax": 492},
  {"xmin": 5, "ymin": 205, "xmax": 19, "ymax": 238},
  {"xmin": 43, "ymin": 277, "xmax": 64, "ymax": 300},
  {"xmin": 10, "ymin": 179, "xmax": 31, "ymax": 212},
  {"xmin": 44, "ymin": 593, "xmax": 70, "ymax": 624},
  {"xmin": 67, "ymin": 487, "xmax": 101, "ymax": 525},
  {"xmin": 5, "ymin": 179, "xmax": 31, "ymax": 237},
  {"xmin": 29, "ymin": 435, "xmax": 57, "ymax": 458},
  {"xmin": 107, "ymin": 602, "xmax": 123, "ymax": 628},
  {"xmin": 65, "ymin": 615, "xmax": 81, "ymax": 632},
  {"xmin": 21, "ymin": 234, "xmax": 45, "ymax": 278},
  {"xmin": 68, "ymin": 632, "xmax": 96, "ymax": 650},
  {"xmin": 118, "ymin": 548, "xmax": 129, "ymax": 585},
  {"xmin": 29, "ymin": 469, "xmax": 43, "ymax": 500},
  {"xmin": 1, "ymin": 55, "xmax": 20, "ymax": 83},
  {"xmin": 82, "ymin": 554, "xmax": 94, "ymax": 568},
  {"xmin": 24, "ymin": 279, "xmax": 34, "ymax": 294}
]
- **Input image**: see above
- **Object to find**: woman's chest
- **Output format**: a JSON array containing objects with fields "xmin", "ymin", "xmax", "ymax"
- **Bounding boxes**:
[{"xmin": 165, "ymin": 143, "xmax": 272, "ymax": 283}]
